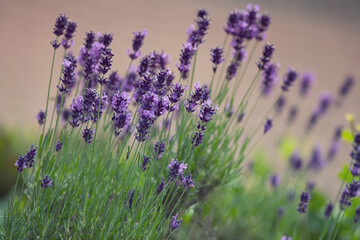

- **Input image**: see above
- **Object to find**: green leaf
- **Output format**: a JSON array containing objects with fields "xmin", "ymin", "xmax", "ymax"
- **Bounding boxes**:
[
  {"xmin": 338, "ymin": 163, "xmax": 352, "ymax": 182},
  {"xmin": 342, "ymin": 129, "xmax": 354, "ymax": 142}
]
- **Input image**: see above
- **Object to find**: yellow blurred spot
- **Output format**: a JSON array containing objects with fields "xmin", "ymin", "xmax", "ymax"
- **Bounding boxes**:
[{"xmin": 345, "ymin": 113, "xmax": 355, "ymax": 123}]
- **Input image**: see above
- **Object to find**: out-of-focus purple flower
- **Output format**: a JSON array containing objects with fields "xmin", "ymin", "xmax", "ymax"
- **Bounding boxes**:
[
  {"xmin": 142, "ymin": 155, "xmax": 150, "ymax": 171},
  {"xmin": 261, "ymin": 62, "xmax": 278, "ymax": 96},
  {"xmin": 157, "ymin": 178, "xmax": 166, "ymax": 194},
  {"xmin": 53, "ymin": 14, "xmax": 68, "ymax": 36},
  {"xmin": 338, "ymin": 75, "xmax": 355, "ymax": 98},
  {"xmin": 14, "ymin": 144, "xmax": 38, "ymax": 173},
  {"xmin": 93, "ymin": 94, "xmax": 108, "ymax": 122},
  {"xmin": 258, "ymin": 14, "xmax": 271, "ymax": 33},
  {"xmin": 318, "ymin": 92, "xmax": 333, "ymax": 114},
  {"xmin": 347, "ymin": 179, "xmax": 360, "ymax": 197},
  {"xmin": 288, "ymin": 105, "xmax": 298, "ymax": 125},
  {"xmin": 56, "ymin": 140, "xmax": 63, "ymax": 152},
  {"xmin": 127, "ymin": 188, "xmax": 135, "ymax": 209},
  {"xmin": 69, "ymin": 96, "xmax": 84, "ymax": 127},
  {"xmin": 264, "ymin": 118, "xmax": 273, "ymax": 134},
  {"xmin": 210, "ymin": 46, "xmax": 225, "ymax": 73},
  {"xmin": 299, "ymin": 71, "xmax": 315, "ymax": 97},
  {"xmin": 225, "ymin": 102, "xmax": 234, "ymax": 118},
  {"xmin": 40, "ymin": 175, "xmax": 53, "ymax": 188},
  {"xmin": 37, "ymin": 110, "xmax": 46, "ymax": 125},
  {"xmin": 50, "ymin": 40, "xmax": 61, "ymax": 49},
  {"xmin": 306, "ymin": 108, "xmax": 320, "ymax": 131},
  {"xmin": 123, "ymin": 68, "xmax": 138, "ymax": 92},
  {"xmin": 199, "ymin": 100, "xmax": 218, "ymax": 123},
  {"xmin": 277, "ymin": 207, "xmax": 284, "ymax": 218},
  {"xmin": 237, "ymin": 111, "xmax": 245, "ymax": 123},
  {"xmin": 269, "ymin": 174, "xmax": 280, "ymax": 188},
  {"xmin": 333, "ymin": 126, "xmax": 343, "ymax": 141},
  {"xmin": 177, "ymin": 42, "xmax": 196, "ymax": 79},
  {"xmin": 137, "ymin": 55, "xmax": 152, "ymax": 77},
  {"xmin": 187, "ymin": 9, "xmax": 210, "ymax": 47},
  {"xmin": 282, "ymin": 67, "xmax": 298, "ymax": 92},
  {"xmin": 324, "ymin": 202, "xmax": 334, "ymax": 218},
  {"xmin": 168, "ymin": 159, "xmax": 187, "ymax": 179},
  {"xmin": 99, "ymin": 33, "xmax": 113, "ymax": 48},
  {"xmin": 223, "ymin": 9, "xmax": 241, "ymax": 35},
  {"xmin": 232, "ymin": 47, "xmax": 248, "ymax": 63},
  {"xmin": 58, "ymin": 55, "xmax": 77, "ymax": 94},
  {"xmin": 154, "ymin": 140, "xmax": 165, "ymax": 159},
  {"xmin": 256, "ymin": 43, "xmax": 275, "ymax": 70},
  {"xmin": 327, "ymin": 141, "xmax": 340, "ymax": 161},
  {"xmin": 354, "ymin": 206, "xmax": 360, "ymax": 223},
  {"xmin": 182, "ymin": 171, "xmax": 195, "ymax": 189},
  {"xmin": 225, "ymin": 60, "xmax": 240, "ymax": 81},
  {"xmin": 275, "ymin": 95, "xmax": 286, "ymax": 114},
  {"xmin": 297, "ymin": 191, "xmax": 310, "ymax": 213},
  {"xmin": 307, "ymin": 144, "xmax": 325, "ymax": 171},
  {"xmin": 339, "ymin": 188, "xmax": 352, "ymax": 210},
  {"xmin": 113, "ymin": 111, "xmax": 131, "ymax": 136},
  {"xmin": 128, "ymin": 29, "xmax": 147, "ymax": 60},
  {"xmin": 281, "ymin": 236, "xmax": 292, "ymax": 240},
  {"xmin": 290, "ymin": 150, "xmax": 302, "ymax": 171},
  {"xmin": 171, "ymin": 214, "xmax": 182, "ymax": 231},
  {"xmin": 307, "ymin": 181, "xmax": 315, "ymax": 191},
  {"xmin": 149, "ymin": 51, "xmax": 171, "ymax": 74},
  {"xmin": 192, "ymin": 122, "xmax": 206, "ymax": 148},
  {"xmin": 82, "ymin": 126, "xmax": 95, "ymax": 143}
]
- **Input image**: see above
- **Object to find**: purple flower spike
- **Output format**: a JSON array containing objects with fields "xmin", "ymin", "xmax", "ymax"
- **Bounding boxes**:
[
  {"xmin": 84, "ymin": 31, "xmax": 96, "ymax": 50},
  {"xmin": 82, "ymin": 126, "xmax": 95, "ymax": 144},
  {"xmin": 347, "ymin": 179, "xmax": 360, "ymax": 197},
  {"xmin": 128, "ymin": 29, "xmax": 147, "ymax": 60},
  {"xmin": 40, "ymin": 175, "xmax": 53, "ymax": 188},
  {"xmin": 225, "ymin": 61, "xmax": 240, "ymax": 81},
  {"xmin": 182, "ymin": 171, "xmax": 195, "ymax": 189},
  {"xmin": 64, "ymin": 21, "xmax": 77, "ymax": 40},
  {"xmin": 237, "ymin": 112, "xmax": 245, "ymax": 123},
  {"xmin": 324, "ymin": 202, "xmax": 334, "ymax": 218},
  {"xmin": 261, "ymin": 62, "xmax": 279, "ymax": 96},
  {"xmin": 289, "ymin": 150, "xmax": 302, "ymax": 171},
  {"xmin": 282, "ymin": 67, "xmax": 298, "ymax": 92},
  {"xmin": 199, "ymin": 100, "xmax": 218, "ymax": 123},
  {"xmin": 192, "ymin": 122, "xmax": 207, "ymax": 147},
  {"xmin": 137, "ymin": 55, "xmax": 152, "ymax": 77},
  {"xmin": 354, "ymin": 206, "xmax": 360, "ymax": 223},
  {"xmin": 307, "ymin": 144, "xmax": 325, "ymax": 171},
  {"xmin": 297, "ymin": 191, "xmax": 310, "ymax": 213},
  {"xmin": 264, "ymin": 118, "xmax": 273, "ymax": 134},
  {"xmin": 318, "ymin": 92, "xmax": 333, "ymax": 114},
  {"xmin": 157, "ymin": 178, "xmax": 166, "ymax": 194},
  {"xmin": 169, "ymin": 83, "xmax": 186, "ymax": 104},
  {"xmin": 58, "ymin": 55, "xmax": 77, "ymax": 94},
  {"xmin": 69, "ymin": 96, "xmax": 84, "ymax": 127},
  {"xmin": 93, "ymin": 94, "xmax": 108, "ymax": 123},
  {"xmin": 154, "ymin": 140, "xmax": 165, "ymax": 159},
  {"xmin": 275, "ymin": 95, "xmax": 286, "ymax": 114},
  {"xmin": 339, "ymin": 188, "xmax": 352, "ymax": 210},
  {"xmin": 223, "ymin": 9, "xmax": 241, "ymax": 35},
  {"xmin": 339, "ymin": 75, "xmax": 355, "ymax": 98},
  {"xmin": 142, "ymin": 155, "xmax": 150, "ymax": 171},
  {"xmin": 53, "ymin": 14, "xmax": 68, "ymax": 36},
  {"xmin": 171, "ymin": 214, "xmax": 182, "ymax": 231},
  {"xmin": 210, "ymin": 46, "xmax": 225, "ymax": 73},
  {"xmin": 288, "ymin": 105, "xmax": 298, "ymax": 125},
  {"xmin": 14, "ymin": 144, "xmax": 38, "ymax": 173},
  {"xmin": 327, "ymin": 141, "xmax": 339, "ymax": 161},
  {"xmin": 269, "ymin": 174, "xmax": 280, "ymax": 188},
  {"xmin": 112, "ymin": 91, "xmax": 130, "ymax": 114},
  {"xmin": 56, "ymin": 140, "xmax": 63, "ymax": 152},
  {"xmin": 50, "ymin": 40, "xmax": 61, "ymax": 49},
  {"xmin": 168, "ymin": 159, "xmax": 187, "ymax": 179},
  {"xmin": 257, "ymin": 43, "xmax": 275, "ymax": 70},
  {"xmin": 299, "ymin": 71, "xmax": 315, "ymax": 97},
  {"xmin": 99, "ymin": 33, "xmax": 113, "ymax": 48},
  {"xmin": 187, "ymin": 9, "xmax": 210, "ymax": 47},
  {"xmin": 177, "ymin": 42, "xmax": 196, "ymax": 79},
  {"xmin": 98, "ymin": 48, "xmax": 114, "ymax": 78},
  {"xmin": 37, "ymin": 110, "xmax": 46, "ymax": 125},
  {"xmin": 184, "ymin": 98, "xmax": 198, "ymax": 113}
]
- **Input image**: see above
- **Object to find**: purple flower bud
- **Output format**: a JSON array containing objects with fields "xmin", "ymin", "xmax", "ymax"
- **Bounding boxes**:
[
  {"xmin": 338, "ymin": 75, "xmax": 355, "ymax": 98},
  {"xmin": 69, "ymin": 96, "xmax": 84, "ymax": 127},
  {"xmin": 210, "ymin": 46, "xmax": 225, "ymax": 73},
  {"xmin": 261, "ymin": 62, "xmax": 278, "ymax": 96},
  {"xmin": 82, "ymin": 126, "xmax": 95, "ymax": 143},
  {"xmin": 199, "ymin": 100, "xmax": 218, "ymax": 123},
  {"xmin": 111, "ymin": 91, "xmax": 130, "ymax": 114},
  {"xmin": 171, "ymin": 214, "xmax": 182, "ymax": 231},
  {"xmin": 56, "ymin": 140, "xmax": 63, "ymax": 152},
  {"xmin": 157, "ymin": 178, "xmax": 166, "ymax": 194},
  {"xmin": 98, "ymin": 48, "xmax": 114, "ymax": 77},
  {"xmin": 297, "ymin": 191, "xmax": 310, "ymax": 213},
  {"xmin": 128, "ymin": 29, "xmax": 147, "ymax": 60},
  {"xmin": 14, "ymin": 144, "xmax": 38, "ymax": 173},
  {"xmin": 84, "ymin": 31, "xmax": 96, "ymax": 50},
  {"xmin": 225, "ymin": 60, "xmax": 240, "ymax": 81},
  {"xmin": 347, "ymin": 179, "xmax": 360, "ymax": 197},
  {"xmin": 223, "ymin": 9, "xmax": 241, "ymax": 35},
  {"xmin": 40, "ymin": 175, "xmax": 53, "ymax": 188},
  {"xmin": 269, "ymin": 174, "xmax": 280, "ymax": 188},
  {"xmin": 354, "ymin": 206, "xmax": 360, "ymax": 223},
  {"xmin": 264, "ymin": 118, "xmax": 273, "ymax": 134},
  {"xmin": 275, "ymin": 95, "xmax": 286, "ymax": 114},
  {"xmin": 256, "ymin": 43, "xmax": 275, "ymax": 70},
  {"xmin": 169, "ymin": 83, "xmax": 186, "ymax": 104},
  {"xmin": 168, "ymin": 159, "xmax": 187, "ymax": 179},
  {"xmin": 237, "ymin": 112, "xmax": 245, "ymax": 123},
  {"xmin": 37, "ymin": 110, "xmax": 46, "ymax": 125},
  {"xmin": 93, "ymin": 94, "xmax": 108, "ymax": 122},
  {"xmin": 50, "ymin": 40, "xmax": 61, "ymax": 49},
  {"xmin": 187, "ymin": 9, "xmax": 210, "ymax": 46},
  {"xmin": 324, "ymin": 202, "xmax": 334, "ymax": 218},
  {"xmin": 58, "ymin": 55, "xmax": 77, "ymax": 94},
  {"xmin": 53, "ymin": 14, "xmax": 68, "ymax": 36},
  {"xmin": 327, "ymin": 141, "xmax": 340, "ymax": 161},
  {"xmin": 99, "ymin": 33, "xmax": 113, "ymax": 48},
  {"xmin": 281, "ymin": 67, "xmax": 298, "ymax": 92},
  {"xmin": 333, "ymin": 126, "xmax": 343, "ymax": 141},
  {"xmin": 64, "ymin": 21, "xmax": 77, "ymax": 40},
  {"xmin": 289, "ymin": 150, "xmax": 302, "ymax": 171},
  {"xmin": 127, "ymin": 188, "xmax": 135, "ymax": 209},
  {"xmin": 339, "ymin": 188, "xmax": 352, "ymax": 210},
  {"xmin": 307, "ymin": 144, "xmax": 325, "ymax": 171},
  {"xmin": 318, "ymin": 92, "xmax": 333, "ymax": 114},
  {"xmin": 177, "ymin": 42, "xmax": 196, "ymax": 79},
  {"xmin": 142, "ymin": 155, "xmax": 150, "ymax": 171},
  {"xmin": 299, "ymin": 71, "xmax": 315, "ymax": 97},
  {"xmin": 137, "ymin": 55, "xmax": 152, "ymax": 77},
  {"xmin": 192, "ymin": 122, "xmax": 207, "ymax": 147},
  {"xmin": 182, "ymin": 171, "xmax": 195, "ymax": 189},
  {"xmin": 154, "ymin": 140, "xmax": 165, "ymax": 159}
]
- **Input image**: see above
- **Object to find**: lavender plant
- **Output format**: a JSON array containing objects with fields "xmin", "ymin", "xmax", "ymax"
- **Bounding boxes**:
[{"xmin": 1, "ymin": 4, "xmax": 358, "ymax": 240}]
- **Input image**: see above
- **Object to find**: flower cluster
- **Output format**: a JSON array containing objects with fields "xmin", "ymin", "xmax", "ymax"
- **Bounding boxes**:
[
  {"xmin": 14, "ymin": 145, "xmax": 38, "ymax": 173},
  {"xmin": 58, "ymin": 55, "xmax": 77, "ymax": 94},
  {"xmin": 154, "ymin": 140, "xmax": 165, "ymax": 159},
  {"xmin": 297, "ymin": 191, "xmax": 310, "ymax": 213},
  {"xmin": 187, "ymin": 9, "xmax": 211, "ymax": 47},
  {"xmin": 184, "ymin": 82, "xmax": 211, "ymax": 113},
  {"xmin": 40, "ymin": 175, "xmax": 53, "ymax": 188},
  {"xmin": 111, "ymin": 91, "xmax": 131, "ymax": 136},
  {"xmin": 82, "ymin": 126, "xmax": 95, "ymax": 143}
]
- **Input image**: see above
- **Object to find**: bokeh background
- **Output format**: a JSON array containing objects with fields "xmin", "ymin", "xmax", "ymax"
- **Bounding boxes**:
[{"xmin": 0, "ymin": 0, "xmax": 359, "ymax": 207}]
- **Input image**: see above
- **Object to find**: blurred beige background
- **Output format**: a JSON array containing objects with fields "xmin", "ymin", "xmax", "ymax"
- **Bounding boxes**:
[{"xmin": 0, "ymin": 0, "xmax": 359, "ymax": 196}]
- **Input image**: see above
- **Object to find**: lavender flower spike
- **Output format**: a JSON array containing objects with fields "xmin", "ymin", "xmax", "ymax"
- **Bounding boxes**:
[
  {"xmin": 37, "ymin": 110, "xmax": 46, "ymax": 125},
  {"xmin": 338, "ymin": 75, "xmax": 355, "ymax": 98},
  {"xmin": 297, "ymin": 191, "xmax": 310, "ymax": 213},
  {"xmin": 299, "ymin": 71, "xmax": 315, "ymax": 97},
  {"xmin": 154, "ymin": 140, "xmax": 165, "ymax": 159},
  {"xmin": 14, "ymin": 144, "xmax": 38, "ymax": 173},
  {"xmin": 354, "ymin": 206, "xmax": 360, "ymax": 223},
  {"xmin": 171, "ymin": 214, "xmax": 183, "ymax": 231},
  {"xmin": 199, "ymin": 99, "xmax": 218, "ymax": 123},
  {"xmin": 182, "ymin": 171, "xmax": 195, "ymax": 189},
  {"xmin": 256, "ymin": 43, "xmax": 275, "ymax": 70},
  {"xmin": 168, "ymin": 159, "xmax": 187, "ymax": 179},
  {"xmin": 156, "ymin": 178, "xmax": 166, "ymax": 194},
  {"xmin": 210, "ymin": 46, "xmax": 225, "ymax": 73},
  {"xmin": 281, "ymin": 67, "xmax": 298, "ymax": 92},
  {"xmin": 56, "ymin": 140, "xmax": 63, "ymax": 152},
  {"xmin": 128, "ymin": 29, "xmax": 147, "ymax": 60},
  {"xmin": 57, "ymin": 55, "xmax": 77, "ymax": 94},
  {"xmin": 264, "ymin": 118, "xmax": 273, "ymax": 134},
  {"xmin": 82, "ymin": 126, "xmax": 95, "ymax": 144},
  {"xmin": 40, "ymin": 175, "xmax": 53, "ymax": 188},
  {"xmin": 324, "ymin": 202, "xmax": 333, "ymax": 218},
  {"xmin": 177, "ymin": 42, "xmax": 196, "ymax": 79},
  {"xmin": 53, "ymin": 14, "xmax": 68, "ymax": 37}
]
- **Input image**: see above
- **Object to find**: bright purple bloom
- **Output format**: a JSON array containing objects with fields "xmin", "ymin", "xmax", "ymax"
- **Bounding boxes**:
[
  {"xmin": 168, "ymin": 159, "xmax": 187, "ymax": 179},
  {"xmin": 53, "ymin": 14, "xmax": 68, "ymax": 36},
  {"xmin": 111, "ymin": 91, "xmax": 130, "ymax": 114},
  {"xmin": 84, "ymin": 31, "xmax": 96, "ymax": 50},
  {"xmin": 128, "ymin": 29, "xmax": 147, "ymax": 60},
  {"xmin": 37, "ymin": 110, "xmax": 46, "ymax": 125},
  {"xmin": 184, "ymin": 98, "xmax": 198, "ymax": 113},
  {"xmin": 290, "ymin": 150, "xmax": 302, "ymax": 171},
  {"xmin": 187, "ymin": 9, "xmax": 210, "ymax": 46},
  {"xmin": 282, "ymin": 67, "xmax": 298, "ymax": 92},
  {"xmin": 199, "ymin": 100, "xmax": 218, "ymax": 123},
  {"xmin": 182, "ymin": 171, "xmax": 195, "ymax": 189},
  {"xmin": 40, "ymin": 175, "xmax": 53, "ymax": 188},
  {"xmin": 297, "ymin": 191, "xmax": 310, "ymax": 213},
  {"xmin": 264, "ymin": 118, "xmax": 273, "ymax": 134},
  {"xmin": 177, "ymin": 42, "xmax": 196, "ymax": 79},
  {"xmin": 256, "ymin": 43, "xmax": 275, "ymax": 70},
  {"xmin": 269, "ymin": 174, "xmax": 280, "ymax": 188},
  {"xmin": 210, "ymin": 46, "xmax": 225, "ymax": 73},
  {"xmin": 58, "ymin": 55, "xmax": 77, "ymax": 94},
  {"xmin": 82, "ymin": 126, "xmax": 95, "ymax": 144},
  {"xmin": 137, "ymin": 55, "xmax": 152, "ymax": 77},
  {"xmin": 169, "ymin": 83, "xmax": 186, "ymax": 104},
  {"xmin": 154, "ymin": 140, "xmax": 165, "ymax": 159},
  {"xmin": 339, "ymin": 75, "xmax": 355, "ymax": 98},
  {"xmin": 299, "ymin": 71, "xmax": 315, "ymax": 97},
  {"xmin": 56, "ymin": 140, "xmax": 63, "ymax": 152},
  {"xmin": 153, "ymin": 68, "xmax": 171, "ymax": 96},
  {"xmin": 157, "ymin": 178, "xmax": 166, "ymax": 194},
  {"xmin": 307, "ymin": 144, "xmax": 325, "ymax": 171},
  {"xmin": 14, "ymin": 144, "xmax": 38, "ymax": 173},
  {"xmin": 69, "ymin": 96, "xmax": 84, "ymax": 127},
  {"xmin": 324, "ymin": 202, "xmax": 333, "ymax": 218},
  {"xmin": 99, "ymin": 33, "xmax": 113, "ymax": 48},
  {"xmin": 171, "ymin": 214, "xmax": 182, "ymax": 231}
]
